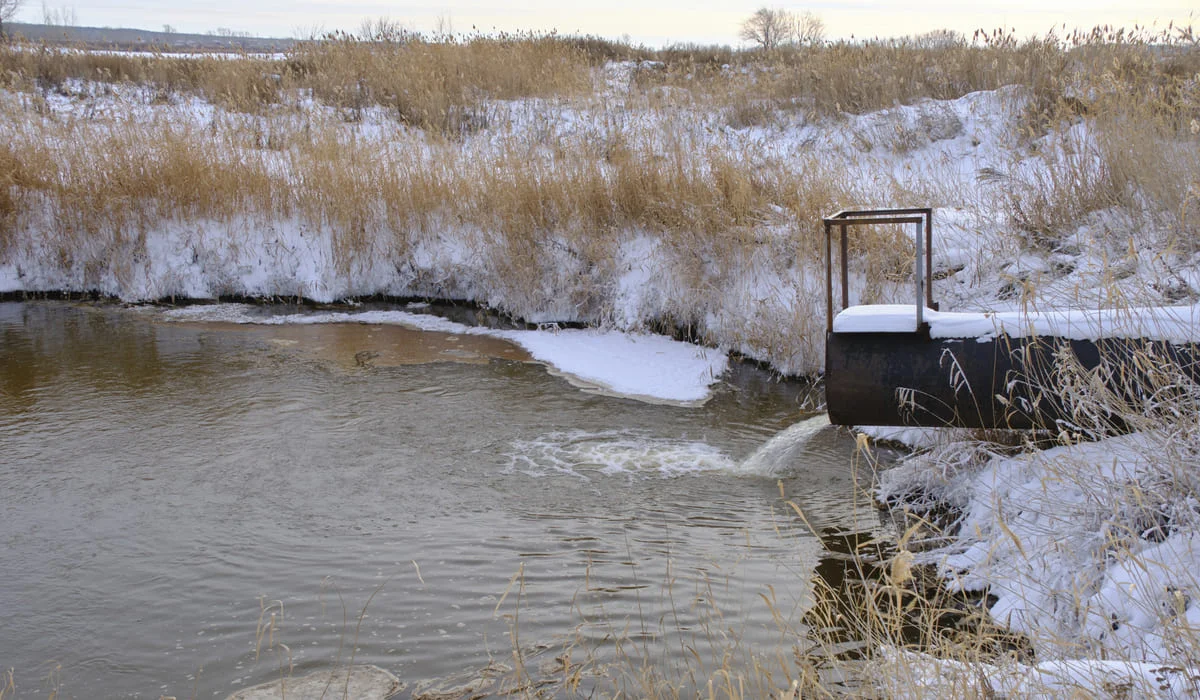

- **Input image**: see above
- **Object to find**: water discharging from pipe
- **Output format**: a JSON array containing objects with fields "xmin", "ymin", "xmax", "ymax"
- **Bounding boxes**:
[{"xmin": 735, "ymin": 413, "xmax": 835, "ymax": 476}]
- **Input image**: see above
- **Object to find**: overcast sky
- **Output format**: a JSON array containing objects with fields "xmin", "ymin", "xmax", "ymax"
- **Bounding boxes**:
[{"xmin": 14, "ymin": 0, "xmax": 1198, "ymax": 46}]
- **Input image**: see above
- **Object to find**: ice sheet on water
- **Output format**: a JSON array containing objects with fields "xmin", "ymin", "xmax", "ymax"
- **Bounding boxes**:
[{"xmin": 157, "ymin": 304, "xmax": 727, "ymax": 404}]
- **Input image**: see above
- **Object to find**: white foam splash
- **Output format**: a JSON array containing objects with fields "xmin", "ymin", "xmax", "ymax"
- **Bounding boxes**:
[
  {"xmin": 734, "ymin": 414, "xmax": 832, "ymax": 476},
  {"xmin": 506, "ymin": 430, "xmax": 735, "ymax": 480}
]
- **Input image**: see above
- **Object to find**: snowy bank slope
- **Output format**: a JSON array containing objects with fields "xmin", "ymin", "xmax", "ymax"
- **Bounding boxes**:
[
  {"xmin": 6, "ymin": 72, "xmax": 1196, "ymax": 376},
  {"xmin": 880, "ymin": 427, "xmax": 1200, "ymax": 668}
]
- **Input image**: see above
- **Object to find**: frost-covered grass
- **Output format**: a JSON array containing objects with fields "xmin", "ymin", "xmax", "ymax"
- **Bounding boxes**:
[
  {"xmin": 3, "ymin": 28, "xmax": 1196, "ymax": 375},
  {"xmin": 872, "ymin": 342, "xmax": 1200, "ymax": 696}
]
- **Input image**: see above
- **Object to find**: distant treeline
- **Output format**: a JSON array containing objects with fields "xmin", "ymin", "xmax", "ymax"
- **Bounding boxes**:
[{"xmin": 5, "ymin": 22, "xmax": 294, "ymax": 52}]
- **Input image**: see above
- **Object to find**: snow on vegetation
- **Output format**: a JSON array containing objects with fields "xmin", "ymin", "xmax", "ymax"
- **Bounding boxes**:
[
  {"xmin": 879, "ymin": 649, "xmax": 1200, "ymax": 699},
  {"xmin": 2, "ymin": 31, "xmax": 1200, "ymax": 692},
  {"xmin": 874, "ymin": 349, "xmax": 1200, "ymax": 692},
  {"xmin": 881, "ymin": 429, "xmax": 1200, "ymax": 658}
]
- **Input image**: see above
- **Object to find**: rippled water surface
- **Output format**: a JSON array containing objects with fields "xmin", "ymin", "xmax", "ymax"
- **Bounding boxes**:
[{"xmin": 0, "ymin": 301, "xmax": 884, "ymax": 698}]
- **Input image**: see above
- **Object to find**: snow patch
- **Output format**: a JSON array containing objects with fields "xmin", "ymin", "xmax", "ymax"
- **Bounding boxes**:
[
  {"xmin": 880, "ymin": 431, "xmax": 1200, "ymax": 665},
  {"xmin": 879, "ymin": 648, "xmax": 1200, "ymax": 699}
]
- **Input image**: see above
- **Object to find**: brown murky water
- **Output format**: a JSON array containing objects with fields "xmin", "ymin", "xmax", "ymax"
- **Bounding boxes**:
[
  {"xmin": 0, "ymin": 301, "xmax": 883, "ymax": 698},
  {"xmin": 214, "ymin": 321, "xmax": 533, "ymax": 369}
]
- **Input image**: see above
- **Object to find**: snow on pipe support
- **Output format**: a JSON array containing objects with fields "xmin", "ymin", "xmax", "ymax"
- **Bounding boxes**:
[
  {"xmin": 821, "ymin": 207, "xmax": 935, "ymax": 334},
  {"xmin": 820, "ymin": 208, "xmax": 1200, "ymax": 428}
]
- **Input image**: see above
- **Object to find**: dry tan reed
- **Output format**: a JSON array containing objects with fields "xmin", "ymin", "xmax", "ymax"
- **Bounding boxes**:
[
  {"xmin": 5, "ymin": 26, "xmax": 1193, "ymax": 125},
  {"xmin": 0, "ymin": 89, "xmax": 866, "ymax": 289},
  {"xmin": 0, "ymin": 25, "xmax": 1195, "ymax": 333}
]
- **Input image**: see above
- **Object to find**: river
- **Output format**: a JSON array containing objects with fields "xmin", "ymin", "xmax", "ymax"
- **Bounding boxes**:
[{"xmin": 0, "ymin": 300, "xmax": 886, "ymax": 698}]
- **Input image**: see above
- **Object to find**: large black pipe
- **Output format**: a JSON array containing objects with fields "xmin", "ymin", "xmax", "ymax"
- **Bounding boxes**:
[{"xmin": 825, "ymin": 331, "xmax": 1200, "ymax": 429}]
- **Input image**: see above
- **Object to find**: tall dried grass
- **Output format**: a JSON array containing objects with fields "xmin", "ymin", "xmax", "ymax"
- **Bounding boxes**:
[
  {"xmin": 995, "ymin": 27, "xmax": 1200, "ymax": 251},
  {"xmin": 0, "ymin": 90, "xmax": 862, "ymax": 300},
  {"xmin": 5, "ymin": 25, "xmax": 1192, "ymax": 125},
  {"xmin": 631, "ymin": 29, "xmax": 1078, "ymax": 122},
  {"xmin": 288, "ymin": 30, "xmax": 595, "ymax": 131},
  {"xmin": 0, "ymin": 24, "xmax": 1195, "ymax": 339},
  {"xmin": 0, "ymin": 31, "xmax": 597, "ymax": 126}
]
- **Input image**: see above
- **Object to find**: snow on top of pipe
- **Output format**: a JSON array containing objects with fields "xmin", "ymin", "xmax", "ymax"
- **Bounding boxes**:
[{"xmin": 833, "ymin": 303, "xmax": 1200, "ymax": 344}]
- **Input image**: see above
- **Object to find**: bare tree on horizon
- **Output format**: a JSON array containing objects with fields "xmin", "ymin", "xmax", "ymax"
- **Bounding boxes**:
[
  {"xmin": 0, "ymin": 0, "xmax": 24, "ymax": 40},
  {"xmin": 739, "ymin": 7, "xmax": 792, "ymax": 52},
  {"xmin": 795, "ymin": 10, "xmax": 825, "ymax": 46},
  {"xmin": 740, "ymin": 7, "xmax": 825, "ymax": 51}
]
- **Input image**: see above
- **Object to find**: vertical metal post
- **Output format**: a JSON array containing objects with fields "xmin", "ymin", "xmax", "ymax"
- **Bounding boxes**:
[
  {"xmin": 839, "ymin": 223, "xmax": 849, "ymax": 311},
  {"xmin": 914, "ymin": 221, "xmax": 924, "ymax": 330},
  {"xmin": 924, "ymin": 209, "xmax": 934, "ymax": 308},
  {"xmin": 824, "ymin": 221, "xmax": 833, "ymax": 333}
]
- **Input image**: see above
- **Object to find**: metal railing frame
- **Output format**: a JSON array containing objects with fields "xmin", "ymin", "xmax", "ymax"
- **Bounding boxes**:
[{"xmin": 822, "ymin": 207, "xmax": 935, "ymax": 333}]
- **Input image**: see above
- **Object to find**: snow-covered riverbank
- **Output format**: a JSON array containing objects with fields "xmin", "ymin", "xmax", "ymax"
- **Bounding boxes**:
[
  {"xmin": 4, "ymin": 64, "xmax": 1194, "ymax": 376},
  {"xmin": 876, "ymin": 423, "xmax": 1200, "ymax": 696}
]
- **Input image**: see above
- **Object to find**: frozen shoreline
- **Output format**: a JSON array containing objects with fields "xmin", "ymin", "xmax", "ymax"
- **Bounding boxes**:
[{"xmin": 158, "ymin": 302, "xmax": 729, "ymax": 405}]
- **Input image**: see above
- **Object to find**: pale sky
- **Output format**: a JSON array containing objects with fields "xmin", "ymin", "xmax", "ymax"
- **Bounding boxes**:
[{"xmin": 14, "ymin": 0, "xmax": 1199, "ymax": 46}]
